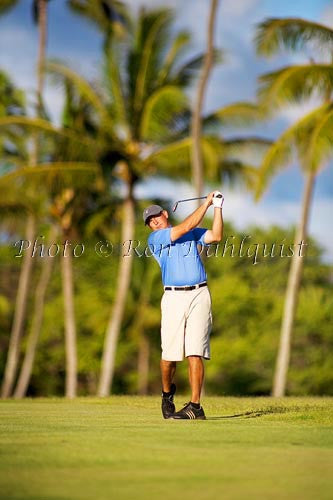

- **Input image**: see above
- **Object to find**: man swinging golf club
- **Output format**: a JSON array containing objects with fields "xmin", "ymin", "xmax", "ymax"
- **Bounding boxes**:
[{"xmin": 143, "ymin": 190, "xmax": 224, "ymax": 419}]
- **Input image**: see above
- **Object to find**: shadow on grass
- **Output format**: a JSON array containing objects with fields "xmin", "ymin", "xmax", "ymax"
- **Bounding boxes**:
[{"xmin": 206, "ymin": 406, "xmax": 300, "ymax": 420}]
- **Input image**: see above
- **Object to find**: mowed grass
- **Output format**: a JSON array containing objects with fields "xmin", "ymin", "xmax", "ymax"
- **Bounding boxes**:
[{"xmin": 0, "ymin": 397, "xmax": 333, "ymax": 500}]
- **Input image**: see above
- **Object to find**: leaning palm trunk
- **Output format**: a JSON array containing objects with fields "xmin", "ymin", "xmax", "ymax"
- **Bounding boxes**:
[
  {"xmin": 13, "ymin": 224, "xmax": 58, "ymax": 398},
  {"xmin": 191, "ymin": 0, "xmax": 218, "ymax": 206},
  {"xmin": 1, "ymin": 214, "xmax": 36, "ymax": 398},
  {"xmin": 61, "ymin": 240, "xmax": 78, "ymax": 398},
  {"xmin": 98, "ymin": 195, "xmax": 135, "ymax": 396},
  {"xmin": 272, "ymin": 169, "xmax": 315, "ymax": 397}
]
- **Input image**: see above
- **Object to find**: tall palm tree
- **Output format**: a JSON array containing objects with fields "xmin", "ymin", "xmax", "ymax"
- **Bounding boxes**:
[
  {"xmin": 191, "ymin": 0, "xmax": 219, "ymax": 205},
  {"xmin": 0, "ymin": 0, "xmax": 51, "ymax": 398},
  {"xmin": 12, "ymin": 0, "xmax": 55, "ymax": 399},
  {"xmin": 255, "ymin": 17, "xmax": 333, "ymax": 396}
]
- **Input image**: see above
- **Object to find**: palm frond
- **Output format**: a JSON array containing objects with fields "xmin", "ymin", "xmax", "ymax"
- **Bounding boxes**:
[
  {"xmin": 0, "ymin": 0, "xmax": 19, "ymax": 15},
  {"xmin": 201, "ymin": 136, "xmax": 221, "ymax": 180},
  {"xmin": 68, "ymin": 0, "xmax": 129, "ymax": 38},
  {"xmin": 156, "ymin": 31, "xmax": 191, "ymax": 86},
  {"xmin": 143, "ymin": 137, "xmax": 191, "ymax": 177},
  {"xmin": 305, "ymin": 105, "xmax": 333, "ymax": 171},
  {"xmin": 0, "ymin": 71, "xmax": 26, "ymax": 115},
  {"xmin": 258, "ymin": 64, "xmax": 333, "ymax": 107},
  {"xmin": 256, "ymin": 103, "xmax": 331, "ymax": 198},
  {"xmin": 143, "ymin": 136, "xmax": 222, "ymax": 179},
  {"xmin": 139, "ymin": 86, "xmax": 188, "ymax": 142},
  {"xmin": 0, "ymin": 116, "xmax": 98, "ymax": 155},
  {"xmin": 132, "ymin": 9, "xmax": 173, "ymax": 118},
  {"xmin": 0, "ymin": 162, "xmax": 100, "ymax": 192},
  {"xmin": 217, "ymin": 160, "xmax": 259, "ymax": 189},
  {"xmin": 171, "ymin": 49, "xmax": 222, "ymax": 87},
  {"xmin": 104, "ymin": 46, "xmax": 129, "ymax": 134},
  {"xmin": 0, "ymin": 115, "xmax": 60, "ymax": 134},
  {"xmin": 202, "ymin": 102, "xmax": 266, "ymax": 131},
  {"xmin": 223, "ymin": 137, "xmax": 272, "ymax": 161},
  {"xmin": 46, "ymin": 61, "xmax": 113, "ymax": 133},
  {"xmin": 255, "ymin": 17, "xmax": 333, "ymax": 56}
]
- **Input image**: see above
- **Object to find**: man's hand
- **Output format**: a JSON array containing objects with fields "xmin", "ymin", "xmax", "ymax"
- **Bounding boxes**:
[
  {"xmin": 212, "ymin": 191, "xmax": 224, "ymax": 209},
  {"xmin": 205, "ymin": 191, "xmax": 216, "ymax": 207}
]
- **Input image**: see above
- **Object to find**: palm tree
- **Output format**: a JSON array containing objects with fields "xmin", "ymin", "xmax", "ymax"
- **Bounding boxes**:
[
  {"xmin": 191, "ymin": 0, "xmax": 219, "ymax": 205},
  {"xmin": 255, "ymin": 17, "xmax": 333, "ymax": 396},
  {"xmin": 0, "ymin": 0, "xmax": 51, "ymax": 398},
  {"xmin": 0, "ymin": 72, "xmax": 30, "ymax": 399},
  {"xmin": 12, "ymin": 225, "xmax": 57, "ymax": 398}
]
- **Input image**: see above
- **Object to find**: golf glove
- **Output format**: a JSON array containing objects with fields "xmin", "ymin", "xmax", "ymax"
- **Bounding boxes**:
[{"xmin": 212, "ymin": 191, "xmax": 224, "ymax": 209}]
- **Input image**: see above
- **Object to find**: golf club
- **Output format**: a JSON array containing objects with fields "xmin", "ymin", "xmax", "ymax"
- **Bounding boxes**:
[
  {"xmin": 172, "ymin": 193, "xmax": 223, "ymax": 212},
  {"xmin": 172, "ymin": 196, "xmax": 207, "ymax": 212}
]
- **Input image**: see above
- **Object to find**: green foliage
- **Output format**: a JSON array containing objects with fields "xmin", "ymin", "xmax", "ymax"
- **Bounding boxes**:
[
  {"xmin": 255, "ymin": 16, "xmax": 333, "ymax": 196},
  {"xmin": 139, "ymin": 85, "xmax": 188, "ymax": 142},
  {"xmin": 1, "ymin": 8, "xmax": 332, "ymax": 400},
  {"xmin": 258, "ymin": 64, "xmax": 333, "ymax": 107},
  {"xmin": 255, "ymin": 17, "xmax": 333, "ymax": 56},
  {"xmin": 68, "ymin": 0, "xmax": 129, "ymax": 40},
  {"xmin": 1, "ymin": 221, "xmax": 332, "ymax": 397},
  {"xmin": 256, "ymin": 103, "xmax": 333, "ymax": 198}
]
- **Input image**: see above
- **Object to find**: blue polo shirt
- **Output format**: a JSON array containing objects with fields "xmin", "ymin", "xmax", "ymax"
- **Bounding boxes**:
[{"xmin": 148, "ymin": 227, "xmax": 208, "ymax": 286}]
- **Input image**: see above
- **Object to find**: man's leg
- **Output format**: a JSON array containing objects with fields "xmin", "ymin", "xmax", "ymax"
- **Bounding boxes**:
[
  {"xmin": 160, "ymin": 360, "xmax": 176, "ymax": 392},
  {"xmin": 187, "ymin": 355, "xmax": 204, "ymax": 403},
  {"xmin": 160, "ymin": 360, "xmax": 177, "ymax": 419},
  {"xmin": 170, "ymin": 355, "xmax": 205, "ymax": 419}
]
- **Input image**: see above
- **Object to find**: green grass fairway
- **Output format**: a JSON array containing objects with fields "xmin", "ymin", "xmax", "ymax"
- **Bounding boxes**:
[{"xmin": 1, "ymin": 397, "xmax": 332, "ymax": 500}]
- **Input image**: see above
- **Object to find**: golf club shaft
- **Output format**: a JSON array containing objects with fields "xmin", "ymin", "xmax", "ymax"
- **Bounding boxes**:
[
  {"xmin": 172, "ymin": 195, "xmax": 208, "ymax": 212},
  {"xmin": 177, "ymin": 196, "xmax": 207, "ymax": 204}
]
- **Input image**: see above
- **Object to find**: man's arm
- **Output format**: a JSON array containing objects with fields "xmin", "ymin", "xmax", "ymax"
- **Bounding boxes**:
[
  {"xmin": 203, "ymin": 207, "xmax": 223, "ymax": 244},
  {"xmin": 170, "ymin": 192, "xmax": 215, "ymax": 242}
]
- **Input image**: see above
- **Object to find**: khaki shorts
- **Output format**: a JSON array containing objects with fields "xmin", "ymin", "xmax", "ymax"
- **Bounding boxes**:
[{"xmin": 161, "ymin": 286, "xmax": 212, "ymax": 361}]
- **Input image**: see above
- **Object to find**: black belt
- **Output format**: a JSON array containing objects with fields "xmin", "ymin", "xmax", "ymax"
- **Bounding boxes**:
[{"xmin": 164, "ymin": 282, "xmax": 207, "ymax": 291}]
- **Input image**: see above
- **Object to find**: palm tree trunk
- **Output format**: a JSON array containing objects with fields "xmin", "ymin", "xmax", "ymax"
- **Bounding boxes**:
[
  {"xmin": 13, "ymin": 225, "xmax": 57, "ymax": 398},
  {"xmin": 1, "ymin": 214, "xmax": 36, "ymax": 398},
  {"xmin": 98, "ymin": 194, "xmax": 135, "ymax": 397},
  {"xmin": 137, "ymin": 334, "xmax": 150, "ymax": 395},
  {"xmin": 136, "ymin": 265, "xmax": 156, "ymax": 395},
  {"xmin": 61, "ymin": 240, "xmax": 77, "ymax": 398},
  {"xmin": 272, "ymin": 169, "xmax": 315, "ymax": 397},
  {"xmin": 37, "ymin": 0, "xmax": 47, "ymax": 100},
  {"xmin": 191, "ymin": 0, "xmax": 219, "ymax": 206}
]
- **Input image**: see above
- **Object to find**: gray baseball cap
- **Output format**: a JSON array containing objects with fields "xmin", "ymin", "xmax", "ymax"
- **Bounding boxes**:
[{"xmin": 143, "ymin": 204, "xmax": 164, "ymax": 225}]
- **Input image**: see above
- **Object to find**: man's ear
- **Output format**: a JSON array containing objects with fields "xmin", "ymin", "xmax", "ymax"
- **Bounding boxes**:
[{"xmin": 163, "ymin": 210, "xmax": 169, "ymax": 220}]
